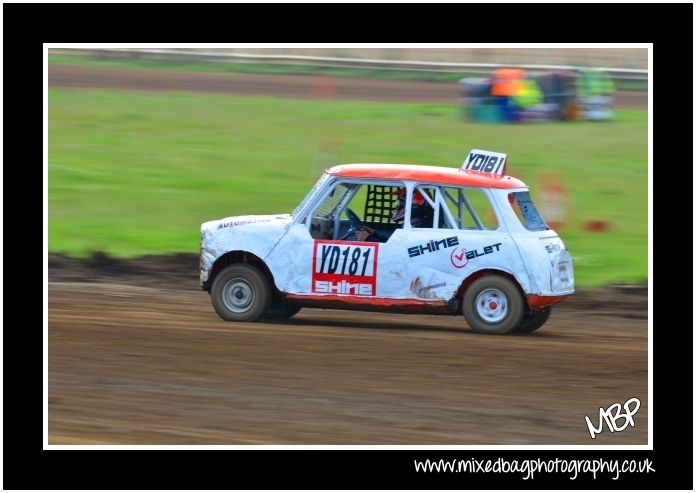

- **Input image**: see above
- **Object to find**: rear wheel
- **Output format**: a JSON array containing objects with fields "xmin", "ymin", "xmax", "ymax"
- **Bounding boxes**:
[
  {"xmin": 515, "ymin": 307, "xmax": 552, "ymax": 333},
  {"xmin": 462, "ymin": 275, "xmax": 524, "ymax": 335},
  {"xmin": 211, "ymin": 264, "xmax": 271, "ymax": 322}
]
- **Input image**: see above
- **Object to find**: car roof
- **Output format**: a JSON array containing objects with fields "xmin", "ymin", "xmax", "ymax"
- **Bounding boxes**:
[{"xmin": 327, "ymin": 163, "xmax": 526, "ymax": 189}]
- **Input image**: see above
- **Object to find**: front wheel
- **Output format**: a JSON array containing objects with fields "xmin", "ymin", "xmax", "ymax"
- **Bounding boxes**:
[
  {"xmin": 462, "ymin": 275, "xmax": 524, "ymax": 335},
  {"xmin": 515, "ymin": 307, "xmax": 552, "ymax": 333},
  {"xmin": 211, "ymin": 264, "xmax": 271, "ymax": 322}
]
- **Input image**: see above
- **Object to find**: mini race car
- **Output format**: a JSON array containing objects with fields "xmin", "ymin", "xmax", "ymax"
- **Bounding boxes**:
[{"xmin": 200, "ymin": 149, "xmax": 574, "ymax": 334}]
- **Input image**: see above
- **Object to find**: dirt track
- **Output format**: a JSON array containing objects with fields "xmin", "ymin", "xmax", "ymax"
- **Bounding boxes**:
[
  {"xmin": 48, "ymin": 254, "xmax": 648, "ymax": 445},
  {"xmin": 48, "ymin": 65, "xmax": 647, "ymax": 108}
]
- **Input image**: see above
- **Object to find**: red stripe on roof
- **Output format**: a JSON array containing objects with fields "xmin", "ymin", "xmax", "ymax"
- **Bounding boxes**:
[{"xmin": 328, "ymin": 164, "xmax": 526, "ymax": 189}]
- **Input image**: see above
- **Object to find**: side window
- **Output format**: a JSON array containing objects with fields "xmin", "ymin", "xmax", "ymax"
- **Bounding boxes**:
[
  {"xmin": 442, "ymin": 187, "xmax": 498, "ymax": 230},
  {"xmin": 409, "ymin": 185, "xmax": 497, "ymax": 231},
  {"xmin": 408, "ymin": 186, "xmax": 435, "ymax": 229},
  {"xmin": 307, "ymin": 181, "xmax": 406, "ymax": 242},
  {"xmin": 362, "ymin": 185, "xmax": 400, "ymax": 224},
  {"xmin": 429, "ymin": 187, "xmax": 457, "ymax": 230}
]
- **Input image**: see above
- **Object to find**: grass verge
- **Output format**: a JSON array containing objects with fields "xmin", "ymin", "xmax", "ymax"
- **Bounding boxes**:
[{"xmin": 49, "ymin": 89, "xmax": 648, "ymax": 287}]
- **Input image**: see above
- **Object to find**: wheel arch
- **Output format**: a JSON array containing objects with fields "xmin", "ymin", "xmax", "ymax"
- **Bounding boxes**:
[
  {"xmin": 453, "ymin": 268, "xmax": 528, "ymax": 313},
  {"xmin": 204, "ymin": 250, "xmax": 279, "ymax": 293}
]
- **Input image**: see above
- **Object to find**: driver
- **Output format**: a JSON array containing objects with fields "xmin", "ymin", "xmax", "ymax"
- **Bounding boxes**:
[{"xmin": 356, "ymin": 188, "xmax": 433, "ymax": 241}]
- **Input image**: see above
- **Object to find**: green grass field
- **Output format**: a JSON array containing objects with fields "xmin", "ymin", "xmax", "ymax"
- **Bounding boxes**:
[{"xmin": 48, "ymin": 89, "xmax": 648, "ymax": 287}]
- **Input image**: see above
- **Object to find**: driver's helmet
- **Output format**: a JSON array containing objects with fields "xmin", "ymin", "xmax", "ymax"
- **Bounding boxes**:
[{"xmin": 391, "ymin": 188, "xmax": 431, "ymax": 223}]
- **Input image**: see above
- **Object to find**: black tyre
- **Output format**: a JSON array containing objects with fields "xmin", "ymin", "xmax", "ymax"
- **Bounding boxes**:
[
  {"xmin": 462, "ymin": 275, "xmax": 524, "ymax": 335},
  {"xmin": 211, "ymin": 264, "xmax": 271, "ymax": 322},
  {"xmin": 263, "ymin": 304, "xmax": 302, "ymax": 320},
  {"xmin": 515, "ymin": 307, "xmax": 552, "ymax": 333}
]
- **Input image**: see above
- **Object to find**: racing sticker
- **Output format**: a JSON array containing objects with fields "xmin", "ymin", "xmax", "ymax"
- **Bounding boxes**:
[
  {"xmin": 312, "ymin": 240, "xmax": 379, "ymax": 296},
  {"xmin": 407, "ymin": 236, "xmax": 459, "ymax": 258},
  {"xmin": 450, "ymin": 243, "xmax": 502, "ymax": 269}
]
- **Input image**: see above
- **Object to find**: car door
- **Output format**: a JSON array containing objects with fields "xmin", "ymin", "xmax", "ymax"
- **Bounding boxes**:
[
  {"xmin": 397, "ymin": 184, "xmax": 510, "ymax": 302},
  {"xmin": 387, "ymin": 185, "xmax": 463, "ymax": 301},
  {"xmin": 267, "ymin": 180, "xmax": 380, "ymax": 297}
]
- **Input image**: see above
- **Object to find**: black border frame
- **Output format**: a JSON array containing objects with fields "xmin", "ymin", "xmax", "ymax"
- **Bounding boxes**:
[{"xmin": 4, "ymin": 2, "xmax": 692, "ymax": 490}]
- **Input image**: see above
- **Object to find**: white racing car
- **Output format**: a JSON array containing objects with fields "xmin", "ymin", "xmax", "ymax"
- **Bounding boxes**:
[{"xmin": 200, "ymin": 150, "xmax": 574, "ymax": 334}]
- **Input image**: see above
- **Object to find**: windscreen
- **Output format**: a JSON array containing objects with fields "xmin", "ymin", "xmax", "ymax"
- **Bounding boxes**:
[{"xmin": 292, "ymin": 173, "xmax": 331, "ymax": 217}]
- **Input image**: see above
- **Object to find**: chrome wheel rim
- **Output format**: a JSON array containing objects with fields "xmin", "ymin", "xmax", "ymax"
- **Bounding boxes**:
[
  {"xmin": 475, "ymin": 288, "xmax": 508, "ymax": 323},
  {"xmin": 222, "ymin": 278, "xmax": 254, "ymax": 313}
]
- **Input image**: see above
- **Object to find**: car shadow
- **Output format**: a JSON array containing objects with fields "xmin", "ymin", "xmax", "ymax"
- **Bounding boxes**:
[{"xmin": 260, "ymin": 315, "xmax": 558, "ymax": 337}]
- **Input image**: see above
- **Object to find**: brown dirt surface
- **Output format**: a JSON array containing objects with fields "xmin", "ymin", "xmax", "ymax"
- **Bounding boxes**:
[
  {"xmin": 48, "ymin": 253, "xmax": 648, "ymax": 445},
  {"xmin": 48, "ymin": 64, "xmax": 647, "ymax": 108}
]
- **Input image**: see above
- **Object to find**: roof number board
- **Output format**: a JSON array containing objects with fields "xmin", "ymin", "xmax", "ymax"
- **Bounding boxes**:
[{"xmin": 462, "ymin": 149, "xmax": 507, "ymax": 176}]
